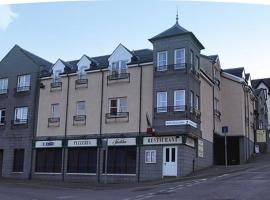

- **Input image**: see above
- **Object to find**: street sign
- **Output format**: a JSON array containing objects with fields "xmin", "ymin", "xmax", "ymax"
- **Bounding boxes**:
[{"xmin": 222, "ymin": 126, "xmax": 228, "ymax": 134}]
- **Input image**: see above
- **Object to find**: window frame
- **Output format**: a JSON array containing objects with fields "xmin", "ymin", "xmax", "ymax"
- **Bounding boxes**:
[
  {"xmin": 14, "ymin": 106, "xmax": 28, "ymax": 124},
  {"xmin": 109, "ymin": 97, "xmax": 128, "ymax": 115},
  {"xmin": 0, "ymin": 78, "xmax": 8, "ymax": 94},
  {"xmin": 195, "ymin": 95, "xmax": 200, "ymax": 110},
  {"xmin": 174, "ymin": 90, "xmax": 185, "ymax": 111},
  {"xmin": 76, "ymin": 101, "xmax": 86, "ymax": 116},
  {"xmin": 190, "ymin": 50, "xmax": 194, "ymax": 66},
  {"xmin": 174, "ymin": 48, "xmax": 185, "ymax": 68},
  {"xmin": 51, "ymin": 103, "xmax": 60, "ymax": 118},
  {"xmin": 190, "ymin": 91, "xmax": 194, "ymax": 112},
  {"xmin": 157, "ymin": 51, "xmax": 168, "ymax": 71},
  {"xmin": 157, "ymin": 92, "xmax": 167, "ymax": 113},
  {"xmin": 0, "ymin": 108, "xmax": 6, "ymax": 124},
  {"xmin": 17, "ymin": 74, "xmax": 31, "ymax": 91},
  {"xmin": 145, "ymin": 150, "xmax": 156, "ymax": 164}
]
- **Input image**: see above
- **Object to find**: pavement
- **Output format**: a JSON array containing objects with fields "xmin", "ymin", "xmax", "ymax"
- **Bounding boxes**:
[{"xmin": 0, "ymin": 153, "xmax": 270, "ymax": 199}]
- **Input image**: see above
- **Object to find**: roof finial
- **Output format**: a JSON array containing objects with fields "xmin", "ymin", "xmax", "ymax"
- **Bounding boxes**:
[{"xmin": 176, "ymin": 8, "xmax": 179, "ymax": 24}]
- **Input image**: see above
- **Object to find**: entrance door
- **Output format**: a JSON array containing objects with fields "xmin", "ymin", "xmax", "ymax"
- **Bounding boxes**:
[
  {"xmin": 163, "ymin": 146, "xmax": 177, "ymax": 176},
  {"xmin": 0, "ymin": 150, "xmax": 3, "ymax": 177}
]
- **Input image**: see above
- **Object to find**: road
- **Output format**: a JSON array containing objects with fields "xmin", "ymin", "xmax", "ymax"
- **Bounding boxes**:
[{"xmin": 1, "ymin": 154, "xmax": 270, "ymax": 200}]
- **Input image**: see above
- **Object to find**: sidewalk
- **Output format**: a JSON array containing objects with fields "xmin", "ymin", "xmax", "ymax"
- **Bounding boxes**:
[{"xmin": 0, "ymin": 153, "xmax": 267, "ymax": 190}]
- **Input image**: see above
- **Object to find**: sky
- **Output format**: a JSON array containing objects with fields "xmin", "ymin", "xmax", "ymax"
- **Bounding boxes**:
[{"xmin": 0, "ymin": 0, "xmax": 270, "ymax": 79}]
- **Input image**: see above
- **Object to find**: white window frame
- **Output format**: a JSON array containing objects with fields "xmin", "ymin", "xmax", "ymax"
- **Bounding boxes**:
[
  {"xmin": 0, "ymin": 78, "xmax": 8, "ymax": 94},
  {"xmin": 76, "ymin": 101, "xmax": 86, "ymax": 116},
  {"xmin": 157, "ymin": 51, "xmax": 168, "ymax": 71},
  {"xmin": 190, "ymin": 91, "xmax": 194, "ymax": 112},
  {"xmin": 51, "ymin": 104, "xmax": 60, "ymax": 118},
  {"xmin": 195, "ymin": 95, "xmax": 199, "ymax": 110},
  {"xmin": 195, "ymin": 56, "xmax": 200, "ymax": 71},
  {"xmin": 190, "ymin": 50, "xmax": 194, "ymax": 66},
  {"xmin": 14, "ymin": 107, "xmax": 28, "ymax": 124},
  {"xmin": 109, "ymin": 97, "xmax": 128, "ymax": 115},
  {"xmin": 145, "ymin": 150, "xmax": 156, "ymax": 164},
  {"xmin": 53, "ymin": 70, "xmax": 62, "ymax": 83},
  {"xmin": 17, "ymin": 75, "xmax": 31, "ymax": 91},
  {"xmin": 157, "ymin": 92, "xmax": 167, "ymax": 113},
  {"xmin": 174, "ymin": 48, "xmax": 185, "ymax": 69},
  {"xmin": 110, "ymin": 60, "xmax": 128, "ymax": 75},
  {"xmin": 78, "ymin": 66, "xmax": 88, "ymax": 80},
  {"xmin": 174, "ymin": 90, "xmax": 185, "ymax": 111}
]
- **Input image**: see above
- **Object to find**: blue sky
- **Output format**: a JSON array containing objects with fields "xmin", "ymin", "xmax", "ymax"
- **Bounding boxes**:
[{"xmin": 0, "ymin": 0, "xmax": 270, "ymax": 79}]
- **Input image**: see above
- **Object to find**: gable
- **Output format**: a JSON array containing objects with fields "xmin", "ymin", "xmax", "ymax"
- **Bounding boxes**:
[
  {"xmin": 77, "ymin": 55, "xmax": 92, "ymax": 71},
  {"xmin": 108, "ymin": 44, "xmax": 132, "ymax": 66},
  {"xmin": 52, "ymin": 59, "xmax": 65, "ymax": 74}
]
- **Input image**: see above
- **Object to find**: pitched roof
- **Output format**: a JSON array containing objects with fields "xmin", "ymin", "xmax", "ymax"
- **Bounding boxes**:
[
  {"xmin": 16, "ymin": 45, "xmax": 52, "ymax": 71},
  {"xmin": 149, "ymin": 22, "xmax": 204, "ymax": 49},
  {"xmin": 223, "ymin": 67, "xmax": 245, "ymax": 78},
  {"xmin": 251, "ymin": 78, "xmax": 270, "ymax": 89}
]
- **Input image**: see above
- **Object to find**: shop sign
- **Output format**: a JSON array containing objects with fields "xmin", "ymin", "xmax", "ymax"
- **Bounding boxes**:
[
  {"xmin": 198, "ymin": 139, "xmax": 204, "ymax": 158},
  {"xmin": 256, "ymin": 130, "xmax": 266, "ymax": 143},
  {"xmin": 107, "ymin": 138, "xmax": 136, "ymax": 146},
  {"xmin": 35, "ymin": 140, "xmax": 62, "ymax": 148},
  {"xmin": 143, "ymin": 136, "xmax": 182, "ymax": 145},
  {"xmin": 165, "ymin": 120, "xmax": 197, "ymax": 128},
  {"xmin": 68, "ymin": 139, "xmax": 97, "ymax": 147},
  {"xmin": 186, "ymin": 137, "xmax": 195, "ymax": 147}
]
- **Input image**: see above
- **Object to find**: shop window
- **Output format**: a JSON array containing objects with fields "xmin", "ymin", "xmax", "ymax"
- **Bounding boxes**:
[
  {"xmin": 67, "ymin": 148, "xmax": 97, "ymax": 173},
  {"xmin": 35, "ymin": 148, "xmax": 62, "ymax": 173},
  {"xmin": 104, "ymin": 146, "xmax": 136, "ymax": 174}
]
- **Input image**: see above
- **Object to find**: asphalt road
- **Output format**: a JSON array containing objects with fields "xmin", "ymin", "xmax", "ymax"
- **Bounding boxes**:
[{"xmin": 1, "ymin": 154, "xmax": 270, "ymax": 200}]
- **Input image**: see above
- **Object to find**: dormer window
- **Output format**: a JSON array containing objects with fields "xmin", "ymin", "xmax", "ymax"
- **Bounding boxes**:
[
  {"xmin": 78, "ymin": 66, "xmax": 88, "ymax": 80},
  {"xmin": 111, "ymin": 60, "xmax": 128, "ymax": 75},
  {"xmin": 53, "ymin": 69, "xmax": 61, "ymax": 83}
]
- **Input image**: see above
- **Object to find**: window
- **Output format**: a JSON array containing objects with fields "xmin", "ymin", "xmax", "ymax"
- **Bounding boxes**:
[
  {"xmin": 13, "ymin": 149, "xmax": 24, "ymax": 172},
  {"xmin": 105, "ymin": 146, "xmax": 136, "ymax": 174},
  {"xmin": 35, "ymin": 148, "xmax": 62, "ymax": 173},
  {"xmin": 195, "ymin": 56, "xmax": 200, "ymax": 71},
  {"xmin": 76, "ymin": 101, "xmax": 86, "ymax": 115},
  {"xmin": 145, "ymin": 150, "xmax": 156, "ymax": 164},
  {"xmin": 190, "ymin": 91, "xmax": 194, "ymax": 112},
  {"xmin": 0, "ymin": 109, "xmax": 6, "ymax": 124},
  {"xmin": 67, "ymin": 148, "xmax": 97, "ymax": 173},
  {"xmin": 109, "ymin": 97, "xmax": 128, "ymax": 115},
  {"xmin": 157, "ymin": 92, "xmax": 167, "ymax": 112},
  {"xmin": 0, "ymin": 78, "xmax": 8, "ymax": 94},
  {"xmin": 111, "ymin": 60, "xmax": 128, "ymax": 74},
  {"xmin": 53, "ymin": 69, "xmax": 62, "ymax": 83},
  {"xmin": 14, "ymin": 107, "xmax": 28, "ymax": 124},
  {"xmin": 78, "ymin": 66, "xmax": 88, "ymax": 80},
  {"xmin": 17, "ymin": 75, "xmax": 30, "ymax": 91},
  {"xmin": 214, "ymin": 98, "xmax": 219, "ymax": 111},
  {"xmin": 190, "ymin": 50, "xmax": 194, "ymax": 66},
  {"xmin": 174, "ymin": 48, "xmax": 185, "ymax": 68},
  {"xmin": 157, "ymin": 51, "xmax": 167, "ymax": 71},
  {"xmin": 174, "ymin": 90, "xmax": 185, "ymax": 111},
  {"xmin": 51, "ymin": 104, "xmax": 60, "ymax": 118},
  {"xmin": 195, "ymin": 95, "xmax": 199, "ymax": 110}
]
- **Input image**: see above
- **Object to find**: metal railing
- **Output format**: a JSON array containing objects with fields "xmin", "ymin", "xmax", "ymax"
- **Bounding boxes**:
[
  {"xmin": 0, "ymin": 89, "xmax": 8, "ymax": 95},
  {"xmin": 11, "ymin": 119, "xmax": 28, "ymax": 129},
  {"xmin": 73, "ymin": 115, "xmax": 86, "ymax": 125},
  {"xmin": 50, "ymin": 82, "xmax": 62, "ymax": 91},
  {"xmin": 48, "ymin": 117, "xmax": 60, "ymax": 127},
  {"xmin": 75, "ymin": 79, "xmax": 88, "ymax": 89},
  {"xmin": 14, "ymin": 86, "xmax": 31, "ymax": 94},
  {"xmin": 107, "ymin": 73, "xmax": 130, "ymax": 81}
]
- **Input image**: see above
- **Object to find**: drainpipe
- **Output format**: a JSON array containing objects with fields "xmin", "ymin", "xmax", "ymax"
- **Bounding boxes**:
[
  {"xmin": 98, "ymin": 70, "xmax": 104, "ymax": 183},
  {"xmin": 29, "ymin": 71, "xmax": 40, "ymax": 180},
  {"xmin": 62, "ymin": 72, "xmax": 70, "ymax": 181},
  {"xmin": 137, "ymin": 59, "xmax": 142, "ymax": 183},
  {"xmin": 211, "ymin": 63, "xmax": 216, "ymax": 164}
]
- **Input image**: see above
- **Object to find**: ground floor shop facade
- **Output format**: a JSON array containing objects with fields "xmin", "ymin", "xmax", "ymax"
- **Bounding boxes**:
[{"xmin": 31, "ymin": 135, "xmax": 213, "ymax": 183}]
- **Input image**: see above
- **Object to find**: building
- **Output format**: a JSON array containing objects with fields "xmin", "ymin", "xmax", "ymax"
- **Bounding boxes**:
[
  {"xmin": 0, "ymin": 18, "xmax": 261, "ymax": 183},
  {"xmin": 251, "ymin": 79, "xmax": 269, "ymax": 153},
  {"xmin": 0, "ymin": 45, "xmax": 51, "ymax": 178},
  {"xmin": 33, "ymin": 19, "xmax": 215, "ymax": 183},
  {"xmin": 214, "ymin": 67, "xmax": 255, "ymax": 165}
]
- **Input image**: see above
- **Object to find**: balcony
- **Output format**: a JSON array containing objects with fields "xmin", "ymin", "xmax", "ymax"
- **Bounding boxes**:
[
  {"xmin": 154, "ymin": 106, "xmax": 200, "ymax": 122},
  {"xmin": 48, "ymin": 117, "xmax": 60, "ymax": 127},
  {"xmin": 105, "ymin": 112, "xmax": 129, "ymax": 123},
  {"xmin": 73, "ymin": 115, "xmax": 86, "ymax": 126},
  {"xmin": 14, "ymin": 86, "xmax": 31, "ymax": 96},
  {"xmin": 155, "ymin": 63, "xmax": 200, "ymax": 80},
  {"xmin": 75, "ymin": 78, "xmax": 88, "ymax": 89},
  {"xmin": 50, "ymin": 82, "xmax": 62, "ymax": 92},
  {"xmin": 107, "ymin": 72, "xmax": 130, "ymax": 85},
  {"xmin": 0, "ymin": 121, "xmax": 6, "ymax": 130},
  {"xmin": 0, "ymin": 89, "xmax": 8, "ymax": 98},
  {"xmin": 11, "ymin": 119, "xmax": 28, "ymax": 129}
]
